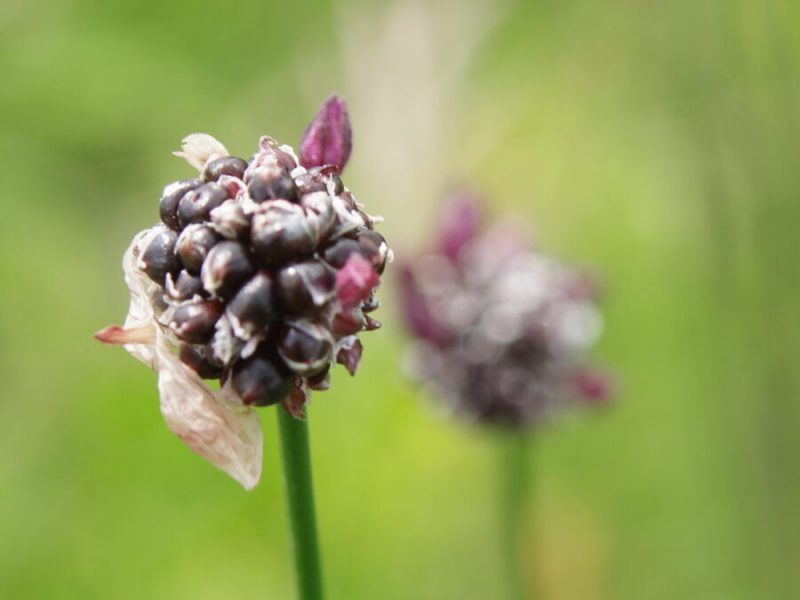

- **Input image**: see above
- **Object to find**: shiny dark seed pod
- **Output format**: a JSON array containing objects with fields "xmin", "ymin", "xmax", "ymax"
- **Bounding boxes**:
[
  {"xmin": 179, "ymin": 344, "xmax": 223, "ymax": 379},
  {"xmin": 160, "ymin": 178, "xmax": 201, "ymax": 231},
  {"xmin": 211, "ymin": 200, "xmax": 250, "ymax": 239},
  {"xmin": 294, "ymin": 171, "xmax": 327, "ymax": 195},
  {"xmin": 327, "ymin": 193, "xmax": 366, "ymax": 239},
  {"xmin": 176, "ymin": 225, "xmax": 219, "ymax": 273},
  {"xmin": 247, "ymin": 165, "xmax": 298, "ymax": 203},
  {"xmin": 299, "ymin": 192, "xmax": 336, "ymax": 243},
  {"xmin": 306, "ymin": 365, "xmax": 331, "ymax": 390},
  {"xmin": 201, "ymin": 240, "xmax": 254, "ymax": 299},
  {"xmin": 169, "ymin": 300, "xmax": 224, "ymax": 343},
  {"xmin": 227, "ymin": 272, "xmax": 277, "ymax": 338},
  {"xmin": 177, "ymin": 182, "xmax": 229, "ymax": 227},
  {"xmin": 276, "ymin": 261, "xmax": 335, "ymax": 316},
  {"xmin": 204, "ymin": 156, "xmax": 248, "ymax": 182},
  {"xmin": 251, "ymin": 211, "xmax": 316, "ymax": 264},
  {"xmin": 331, "ymin": 308, "xmax": 365, "ymax": 336},
  {"xmin": 357, "ymin": 229, "xmax": 389, "ymax": 274},
  {"xmin": 140, "ymin": 229, "xmax": 180, "ymax": 285},
  {"xmin": 277, "ymin": 321, "xmax": 333, "ymax": 376},
  {"xmin": 309, "ymin": 166, "xmax": 344, "ymax": 194},
  {"xmin": 231, "ymin": 351, "xmax": 293, "ymax": 406},
  {"xmin": 322, "ymin": 237, "xmax": 361, "ymax": 269},
  {"xmin": 166, "ymin": 270, "xmax": 205, "ymax": 301}
]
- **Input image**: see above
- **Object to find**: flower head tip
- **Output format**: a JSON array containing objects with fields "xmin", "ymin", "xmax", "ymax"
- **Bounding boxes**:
[{"xmin": 298, "ymin": 94, "xmax": 353, "ymax": 172}]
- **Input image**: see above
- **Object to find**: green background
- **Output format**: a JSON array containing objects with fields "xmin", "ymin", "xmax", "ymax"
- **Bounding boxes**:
[{"xmin": 2, "ymin": 0, "xmax": 799, "ymax": 598}]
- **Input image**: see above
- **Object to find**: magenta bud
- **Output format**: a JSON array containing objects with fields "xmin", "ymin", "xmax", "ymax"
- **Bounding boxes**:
[
  {"xmin": 335, "ymin": 254, "xmax": 379, "ymax": 311},
  {"xmin": 298, "ymin": 94, "xmax": 353, "ymax": 172},
  {"xmin": 574, "ymin": 368, "xmax": 614, "ymax": 404},
  {"xmin": 438, "ymin": 192, "xmax": 481, "ymax": 262}
]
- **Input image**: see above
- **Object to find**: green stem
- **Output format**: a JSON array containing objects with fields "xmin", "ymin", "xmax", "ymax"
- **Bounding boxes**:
[
  {"xmin": 277, "ymin": 408, "xmax": 324, "ymax": 600},
  {"xmin": 500, "ymin": 431, "xmax": 532, "ymax": 600}
]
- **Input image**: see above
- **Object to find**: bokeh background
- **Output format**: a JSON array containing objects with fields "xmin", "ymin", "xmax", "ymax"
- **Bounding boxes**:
[{"xmin": 2, "ymin": 0, "xmax": 800, "ymax": 598}]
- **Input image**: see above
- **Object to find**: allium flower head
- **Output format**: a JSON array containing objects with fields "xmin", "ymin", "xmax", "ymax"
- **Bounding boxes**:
[
  {"xmin": 400, "ymin": 190, "xmax": 609, "ymax": 428},
  {"xmin": 96, "ymin": 95, "xmax": 390, "ymax": 488}
]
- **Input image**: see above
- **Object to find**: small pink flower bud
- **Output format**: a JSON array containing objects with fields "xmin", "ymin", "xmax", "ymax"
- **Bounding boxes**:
[
  {"xmin": 573, "ymin": 368, "xmax": 614, "ymax": 404},
  {"xmin": 298, "ymin": 94, "xmax": 353, "ymax": 172},
  {"xmin": 335, "ymin": 254, "xmax": 379, "ymax": 311},
  {"xmin": 437, "ymin": 191, "xmax": 481, "ymax": 262}
]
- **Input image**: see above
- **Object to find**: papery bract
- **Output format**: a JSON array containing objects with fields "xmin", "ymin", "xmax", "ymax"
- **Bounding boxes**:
[
  {"xmin": 96, "ymin": 232, "xmax": 263, "ymax": 489},
  {"xmin": 173, "ymin": 134, "xmax": 229, "ymax": 172}
]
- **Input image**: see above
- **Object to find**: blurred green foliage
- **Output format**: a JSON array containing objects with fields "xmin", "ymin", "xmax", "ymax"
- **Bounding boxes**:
[{"xmin": 2, "ymin": 0, "xmax": 799, "ymax": 598}]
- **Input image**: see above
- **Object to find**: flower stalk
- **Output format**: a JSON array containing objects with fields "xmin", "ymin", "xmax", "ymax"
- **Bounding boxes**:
[
  {"xmin": 500, "ymin": 432, "xmax": 532, "ymax": 600},
  {"xmin": 277, "ymin": 409, "xmax": 324, "ymax": 600}
]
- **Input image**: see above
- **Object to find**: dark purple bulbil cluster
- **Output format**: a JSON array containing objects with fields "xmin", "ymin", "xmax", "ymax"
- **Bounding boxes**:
[
  {"xmin": 134, "ymin": 96, "xmax": 389, "ymax": 413},
  {"xmin": 399, "ymin": 192, "xmax": 610, "ymax": 428}
]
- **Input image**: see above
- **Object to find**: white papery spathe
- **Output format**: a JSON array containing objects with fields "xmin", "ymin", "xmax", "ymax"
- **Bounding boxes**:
[
  {"xmin": 173, "ymin": 133, "xmax": 230, "ymax": 172},
  {"xmin": 97, "ymin": 229, "xmax": 263, "ymax": 489}
]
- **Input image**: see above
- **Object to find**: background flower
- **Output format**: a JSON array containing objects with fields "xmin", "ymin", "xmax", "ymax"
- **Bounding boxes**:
[{"xmin": 400, "ymin": 191, "xmax": 611, "ymax": 427}]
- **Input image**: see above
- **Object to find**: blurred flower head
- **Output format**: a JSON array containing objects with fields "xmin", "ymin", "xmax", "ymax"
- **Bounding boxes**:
[
  {"xmin": 96, "ymin": 96, "xmax": 390, "ymax": 488},
  {"xmin": 399, "ymin": 190, "xmax": 610, "ymax": 428}
]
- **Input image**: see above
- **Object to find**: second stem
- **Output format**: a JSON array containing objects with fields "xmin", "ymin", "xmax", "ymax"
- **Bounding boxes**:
[{"xmin": 500, "ymin": 431, "xmax": 533, "ymax": 600}]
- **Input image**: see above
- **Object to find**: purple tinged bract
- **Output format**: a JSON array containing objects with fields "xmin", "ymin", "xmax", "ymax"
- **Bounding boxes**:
[{"xmin": 298, "ymin": 94, "xmax": 353, "ymax": 172}]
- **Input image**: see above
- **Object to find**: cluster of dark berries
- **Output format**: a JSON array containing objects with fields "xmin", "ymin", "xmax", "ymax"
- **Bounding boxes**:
[
  {"xmin": 399, "ymin": 192, "xmax": 609, "ymax": 428},
  {"xmin": 134, "ymin": 97, "xmax": 389, "ymax": 412}
]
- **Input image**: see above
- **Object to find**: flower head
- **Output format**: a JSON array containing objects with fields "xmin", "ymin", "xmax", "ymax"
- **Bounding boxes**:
[
  {"xmin": 399, "ymin": 190, "xmax": 609, "ymax": 428},
  {"xmin": 97, "ymin": 96, "xmax": 389, "ymax": 488}
]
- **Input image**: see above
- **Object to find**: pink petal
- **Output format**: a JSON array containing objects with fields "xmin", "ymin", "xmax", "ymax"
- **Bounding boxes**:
[
  {"xmin": 335, "ymin": 254, "xmax": 379, "ymax": 311},
  {"xmin": 95, "ymin": 323, "xmax": 156, "ymax": 345}
]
